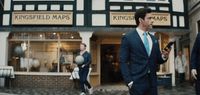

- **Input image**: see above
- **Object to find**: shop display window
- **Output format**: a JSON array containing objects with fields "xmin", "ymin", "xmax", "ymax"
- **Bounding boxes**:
[{"xmin": 8, "ymin": 32, "xmax": 85, "ymax": 73}]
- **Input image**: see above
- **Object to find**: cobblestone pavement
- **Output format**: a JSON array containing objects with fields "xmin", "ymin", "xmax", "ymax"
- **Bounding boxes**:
[{"xmin": 0, "ymin": 83, "xmax": 196, "ymax": 95}]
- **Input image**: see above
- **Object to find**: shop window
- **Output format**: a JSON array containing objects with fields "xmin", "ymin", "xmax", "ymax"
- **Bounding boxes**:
[{"xmin": 8, "ymin": 32, "xmax": 83, "ymax": 73}]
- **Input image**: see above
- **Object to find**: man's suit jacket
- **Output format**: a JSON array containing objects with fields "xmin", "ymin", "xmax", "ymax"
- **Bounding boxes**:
[
  {"xmin": 191, "ymin": 33, "xmax": 200, "ymax": 74},
  {"xmin": 120, "ymin": 29, "xmax": 166, "ymax": 95},
  {"xmin": 78, "ymin": 51, "xmax": 91, "ymax": 69}
]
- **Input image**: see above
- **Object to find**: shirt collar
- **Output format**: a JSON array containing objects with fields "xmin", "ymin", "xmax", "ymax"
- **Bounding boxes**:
[
  {"xmin": 136, "ymin": 28, "xmax": 149, "ymax": 37},
  {"xmin": 80, "ymin": 50, "xmax": 86, "ymax": 55}
]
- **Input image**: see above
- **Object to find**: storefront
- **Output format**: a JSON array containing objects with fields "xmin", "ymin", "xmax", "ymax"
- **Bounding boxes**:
[{"xmin": 0, "ymin": 0, "xmax": 188, "ymax": 88}]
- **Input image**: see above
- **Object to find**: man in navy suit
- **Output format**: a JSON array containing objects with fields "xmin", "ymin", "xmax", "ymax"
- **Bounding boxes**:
[
  {"xmin": 191, "ymin": 32, "xmax": 200, "ymax": 95},
  {"xmin": 78, "ymin": 43, "xmax": 93, "ymax": 95},
  {"xmin": 120, "ymin": 8, "xmax": 171, "ymax": 95}
]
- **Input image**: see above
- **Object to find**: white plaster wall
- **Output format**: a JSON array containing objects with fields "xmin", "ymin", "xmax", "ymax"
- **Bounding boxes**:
[
  {"xmin": 0, "ymin": 32, "xmax": 10, "ymax": 87},
  {"xmin": 159, "ymin": 7, "xmax": 169, "ymax": 11},
  {"xmin": 79, "ymin": 32, "xmax": 93, "ymax": 52},
  {"xmin": 38, "ymin": 4, "xmax": 47, "ymax": 10},
  {"xmin": 92, "ymin": 0, "xmax": 105, "ymax": 10},
  {"xmin": 76, "ymin": 14, "xmax": 84, "ymax": 26},
  {"xmin": 14, "ymin": 5, "xmax": 23, "ymax": 11},
  {"xmin": 172, "ymin": 0, "xmax": 184, "ymax": 12},
  {"xmin": 63, "ymin": 5, "xmax": 73, "ymax": 10},
  {"xmin": 110, "ymin": 6, "xmax": 120, "ymax": 10},
  {"xmin": 51, "ymin": 5, "xmax": 60, "ymax": 10},
  {"xmin": 26, "ymin": 5, "xmax": 35, "ymax": 10},
  {"xmin": 124, "ymin": 6, "xmax": 132, "ymax": 10},
  {"xmin": 173, "ymin": 16, "xmax": 177, "ymax": 27},
  {"xmin": 3, "ymin": 14, "xmax": 10, "ymax": 26},
  {"xmin": 179, "ymin": 16, "xmax": 185, "ymax": 27},
  {"xmin": 76, "ymin": 0, "xmax": 84, "ymax": 10},
  {"xmin": 92, "ymin": 14, "xmax": 106, "ymax": 26},
  {"xmin": 4, "ymin": 0, "xmax": 11, "ymax": 11},
  {"xmin": 169, "ymin": 37, "xmax": 176, "ymax": 86}
]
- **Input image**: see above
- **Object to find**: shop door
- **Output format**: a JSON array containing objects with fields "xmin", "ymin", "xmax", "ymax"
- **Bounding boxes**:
[{"xmin": 100, "ymin": 44, "xmax": 123, "ymax": 84}]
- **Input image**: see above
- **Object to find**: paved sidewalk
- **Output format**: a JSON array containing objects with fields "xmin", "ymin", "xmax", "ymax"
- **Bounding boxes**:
[
  {"xmin": 0, "ymin": 83, "xmax": 196, "ymax": 95},
  {"xmin": 0, "ymin": 93, "xmax": 17, "ymax": 95}
]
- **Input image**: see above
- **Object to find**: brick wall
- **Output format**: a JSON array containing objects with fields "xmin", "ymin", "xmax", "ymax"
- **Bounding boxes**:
[{"xmin": 10, "ymin": 75, "xmax": 75, "ymax": 89}]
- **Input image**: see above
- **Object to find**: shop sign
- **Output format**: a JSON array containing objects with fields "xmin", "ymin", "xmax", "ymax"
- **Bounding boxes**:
[
  {"xmin": 109, "ymin": 0, "xmax": 169, "ymax": 3},
  {"xmin": 110, "ymin": 12, "xmax": 171, "ymax": 26},
  {"xmin": 12, "ymin": 11, "xmax": 73, "ymax": 25}
]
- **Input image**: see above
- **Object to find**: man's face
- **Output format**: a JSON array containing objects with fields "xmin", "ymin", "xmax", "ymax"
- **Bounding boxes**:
[
  {"xmin": 80, "ymin": 44, "xmax": 86, "ymax": 51},
  {"xmin": 141, "ymin": 13, "xmax": 154, "ymax": 30}
]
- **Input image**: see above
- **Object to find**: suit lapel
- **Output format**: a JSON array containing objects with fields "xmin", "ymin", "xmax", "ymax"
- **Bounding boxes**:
[
  {"xmin": 134, "ymin": 30, "xmax": 157, "ymax": 57},
  {"xmin": 134, "ymin": 30, "xmax": 149, "ymax": 57},
  {"xmin": 149, "ymin": 34, "xmax": 156, "ymax": 57}
]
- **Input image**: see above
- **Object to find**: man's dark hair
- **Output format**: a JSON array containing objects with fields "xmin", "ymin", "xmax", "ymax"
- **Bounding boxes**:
[
  {"xmin": 80, "ymin": 43, "xmax": 87, "ymax": 47},
  {"xmin": 135, "ymin": 8, "xmax": 152, "ymax": 26}
]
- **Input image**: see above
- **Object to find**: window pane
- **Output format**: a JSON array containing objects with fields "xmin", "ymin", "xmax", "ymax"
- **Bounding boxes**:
[
  {"xmin": 8, "ymin": 41, "xmax": 28, "ymax": 72},
  {"xmin": 8, "ymin": 32, "xmax": 82, "ymax": 73},
  {"xmin": 59, "ymin": 41, "xmax": 81, "ymax": 72},
  {"xmin": 29, "ymin": 41, "xmax": 58, "ymax": 72}
]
